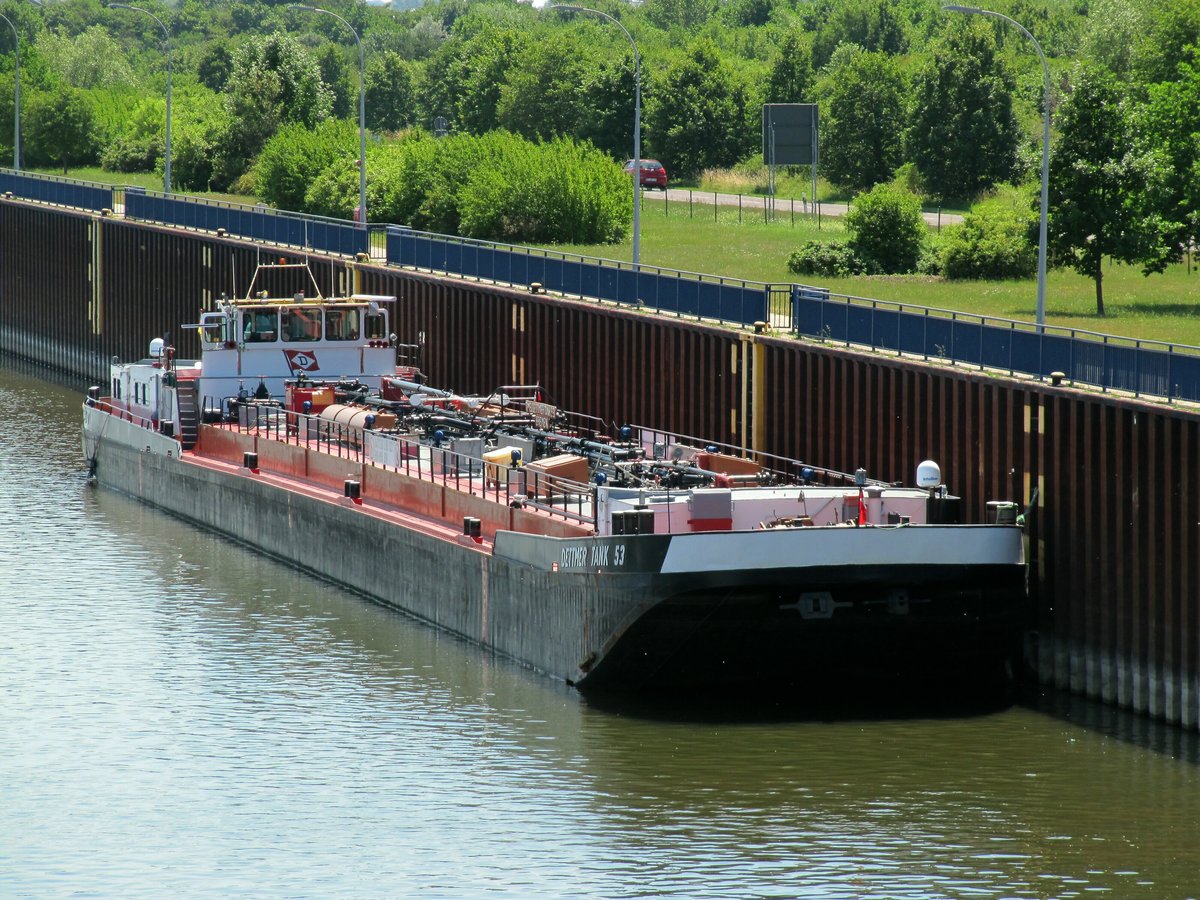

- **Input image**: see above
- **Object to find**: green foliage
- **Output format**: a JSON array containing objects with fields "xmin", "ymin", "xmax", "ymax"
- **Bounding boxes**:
[
  {"xmin": 1136, "ymin": 61, "xmax": 1200, "ymax": 260},
  {"xmin": 496, "ymin": 32, "xmax": 588, "ymax": 142},
  {"xmin": 307, "ymin": 130, "xmax": 630, "ymax": 245},
  {"xmin": 257, "ymin": 119, "xmax": 360, "ymax": 212},
  {"xmin": 817, "ymin": 48, "xmax": 906, "ymax": 193},
  {"xmin": 1129, "ymin": 0, "xmax": 1200, "ymax": 85},
  {"xmin": 906, "ymin": 21, "xmax": 1020, "ymax": 202},
  {"xmin": 365, "ymin": 50, "xmax": 416, "ymax": 132},
  {"xmin": 645, "ymin": 39, "xmax": 754, "ymax": 180},
  {"xmin": 23, "ymin": 84, "xmax": 99, "ymax": 173},
  {"xmin": 38, "ymin": 26, "xmax": 136, "ymax": 90},
  {"xmin": 765, "ymin": 27, "xmax": 814, "ymax": 103},
  {"xmin": 940, "ymin": 186, "xmax": 1038, "ymax": 279},
  {"xmin": 99, "ymin": 95, "xmax": 165, "ymax": 173},
  {"xmin": 811, "ymin": 0, "xmax": 910, "ymax": 68},
  {"xmin": 1048, "ymin": 64, "xmax": 1172, "ymax": 314},
  {"xmin": 215, "ymin": 32, "xmax": 335, "ymax": 191},
  {"xmin": 845, "ymin": 181, "xmax": 926, "ymax": 274},
  {"xmin": 417, "ymin": 16, "xmax": 527, "ymax": 135},
  {"xmin": 786, "ymin": 240, "xmax": 866, "ymax": 276},
  {"xmin": 645, "ymin": 0, "xmax": 719, "ymax": 31}
]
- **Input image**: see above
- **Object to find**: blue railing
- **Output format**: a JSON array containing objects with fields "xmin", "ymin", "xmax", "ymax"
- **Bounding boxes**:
[
  {"xmin": 793, "ymin": 288, "xmax": 1200, "ymax": 401},
  {"xmin": 0, "ymin": 170, "xmax": 113, "ymax": 213},
  {"xmin": 386, "ymin": 226, "xmax": 770, "ymax": 327},
  {"xmin": 124, "ymin": 187, "xmax": 372, "ymax": 258},
  {"xmin": 5, "ymin": 167, "xmax": 1200, "ymax": 401}
]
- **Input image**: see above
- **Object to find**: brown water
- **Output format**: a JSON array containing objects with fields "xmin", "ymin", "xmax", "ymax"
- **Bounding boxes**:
[{"xmin": 2, "ymin": 361, "xmax": 1198, "ymax": 898}]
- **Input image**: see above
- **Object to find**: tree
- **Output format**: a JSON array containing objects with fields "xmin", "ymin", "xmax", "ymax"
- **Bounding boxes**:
[
  {"xmin": 645, "ymin": 40, "xmax": 753, "ymax": 180},
  {"xmin": 215, "ymin": 32, "xmax": 334, "ymax": 190},
  {"xmin": 365, "ymin": 51, "xmax": 415, "ymax": 133},
  {"xmin": 765, "ymin": 27, "xmax": 814, "ymax": 103},
  {"xmin": 37, "ymin": 26, "xmax": 135, "ymax": 90},
  {"xmin": 1136, "ymin": 61, "xmax": 1200, "ymax": 263},
  {"xmin": 644, "ymin": 0, "xmax": 718, "ymax": 31},
  {"xmin": 24, "ymin": 85, "xmax": 98, "ymax": 172},
  {"xmin": 496, "ymin": 33, "xmax": 586, "ymax": 142},
  {"xmin": 1129, "ymin": 0, "xmax": 1200, "ymax": 85},
  {"xmin": 1048, "ymin": 65, "xmax": 1171, "ymax": 315},
  {"xmin": 812, "ymin": 0, "xmax": 909, "ymax": 69},
  {"xmin": 256, "ymin": 118, "xmax": 359, "ymax": 212},
  {"xmin": 845, "ymin": 181, "xmax": 926, "ymax": 274},
  {"xmin": 817, "ymin": 47, "xmax": 906, "ymax": 193},
  {"xmin": 906, "ymin": 22, "xmax": 1020, "ymax": 202}
]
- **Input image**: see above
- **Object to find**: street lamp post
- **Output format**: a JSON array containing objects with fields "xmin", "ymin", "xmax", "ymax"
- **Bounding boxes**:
[
  {"xmin": 944, "ymin": 5, "xmax": 1049, "ymax": 329},
  {"xmin": 0, "ymin": 12, "xmax": 19, "ymax": 170},
  {"xmin": 543, "ymin": 4, "xmax": 640, "ymax": 268},
  {"xmin": 290, "ymin": 4, "xmax": 367, "ymax": 228},
  {"xmin": 107, "ymin": 4, "xmax": 171, "ymax": 194}
]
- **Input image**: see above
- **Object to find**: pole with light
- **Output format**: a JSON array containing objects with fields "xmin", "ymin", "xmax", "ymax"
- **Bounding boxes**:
[
  {"xmin": 541, "ymin": 3, "xmax": 640, "ymax": 268},
  {"xmin": 943, "ymin": 5, "xmax": 1049, "ymax": 329},
  {"xmin": 106, "ymin": 3, "xmax": 171, "ymax": 194},
  {"xmin": 0, "ymin": 12, "xmax": 19, "ymax": 170},
  {"xmin": 290, "ymin": 4, "xmax": 367, "ymax": 228}
]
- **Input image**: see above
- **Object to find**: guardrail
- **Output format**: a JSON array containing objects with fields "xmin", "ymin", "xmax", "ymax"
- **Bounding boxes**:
[
  {"xmin": 6, "ymin": 167, "xmax": 1200, "ymax": 402},
  {"xmin": 386, "ymin": 226, "xmax": 772, "ymax": 327},
  {"xmin": 793, "ymin": 288, "xmax": 1200, "ymax": 401},
  {"xmin": 0, "ymin": 169, "xmax": 114, "ymax": 213}
]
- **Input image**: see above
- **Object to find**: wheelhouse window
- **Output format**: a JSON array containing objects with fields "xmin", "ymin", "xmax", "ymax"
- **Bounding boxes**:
[
  {"xmin": 282, "ymin": 307, "xmax": 321, "ymax": 342},
  {"xmin": 364, "ymin": 310, "xmax": 387, "ymax": 340},
  {"xmin": 201, "ymin": 313, "xmax": 228, "ymax": 346},
  {"xmin": 243, "ymin": 308, "xmax": 279, "ymax": 343},
  {"xmin": 324, "ymin": 308, "xmax": 360, "ymax": 342}
]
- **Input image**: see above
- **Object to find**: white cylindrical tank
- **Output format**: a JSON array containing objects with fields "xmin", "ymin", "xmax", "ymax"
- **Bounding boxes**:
[{"xmin": 916, "ymin": 459, "xmax": 942, "ymax": 489}]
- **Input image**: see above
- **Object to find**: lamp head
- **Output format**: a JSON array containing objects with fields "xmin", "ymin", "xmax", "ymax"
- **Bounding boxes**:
[{"xmin": 942, "ymin": 4, "xmax": 984, "ymax": 12}]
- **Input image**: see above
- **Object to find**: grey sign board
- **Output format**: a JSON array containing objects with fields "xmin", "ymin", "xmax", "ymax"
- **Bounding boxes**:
[{"xmin": 762, "ymin": 104, "xmax": 818, "ymax": 167}]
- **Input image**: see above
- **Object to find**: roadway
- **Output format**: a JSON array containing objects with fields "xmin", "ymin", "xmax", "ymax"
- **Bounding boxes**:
[{"xmin": 650, "ymin": 187, "xmax": 964, "ymax": 228}]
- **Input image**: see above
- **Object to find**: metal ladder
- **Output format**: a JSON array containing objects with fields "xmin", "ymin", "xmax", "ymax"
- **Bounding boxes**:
[{"xmin": 175, "ymin": 381, "xmax": 199, "ymax": 450}]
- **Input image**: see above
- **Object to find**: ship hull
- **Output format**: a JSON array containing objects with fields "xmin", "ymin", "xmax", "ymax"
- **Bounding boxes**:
[{"xmin": 83, "ymin": 405, "xmax": 1028, "ymax": 693}]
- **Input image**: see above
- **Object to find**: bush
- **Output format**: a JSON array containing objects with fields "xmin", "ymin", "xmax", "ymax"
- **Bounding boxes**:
[
  {"xmin": 308, "ymin": 130, "xmax": 631, "ymax": 244},
  {"xmin": 939, "ymin": 186, "xmax": 1037, "ymax": 279},
  {"xmin": 257, "ymin": 119, "xmax": 359, "ymax": 212},
  {"xmin": 787, "ymin": 240, "xmax": 866, "ymax": 276},
  {"xmin": 845, "ymin": 182, "xmax": 926, "ymax": 274}
]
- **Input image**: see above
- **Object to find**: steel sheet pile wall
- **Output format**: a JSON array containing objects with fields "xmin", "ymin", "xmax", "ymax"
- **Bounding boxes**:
[
  {"xmin": 3, "ymin": 209, "xmax": 1197, "ymax": 728},
  {"xmin": 0, "ymin": 201, "xmax": 94, "ymax": 374},
  {"xmin": 0, "ymin": 203, "xmax": 346, "ymax": 377}
]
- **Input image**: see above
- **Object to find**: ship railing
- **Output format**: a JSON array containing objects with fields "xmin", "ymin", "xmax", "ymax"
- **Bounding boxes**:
[
  {"xmin": 94, "ymin": 396, "xmax": 158, "ymax": 432},
  {"xmin": 213, "ymin": 401, "xmax": 596, "ymax": 527},
  {"xmin": 631, "ymin": 424, "xmax": 891, "ymax": 488}
]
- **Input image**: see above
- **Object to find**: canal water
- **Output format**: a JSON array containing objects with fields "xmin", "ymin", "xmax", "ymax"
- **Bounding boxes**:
[{"xmin": 2, "ymin": 361, "xmax": 1198, "ymax": 899}]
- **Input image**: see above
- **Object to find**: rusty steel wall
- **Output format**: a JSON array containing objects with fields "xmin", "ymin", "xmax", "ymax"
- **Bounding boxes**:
[{"xmin": 3, "ymin": 205, "xmax": 1197, "ymax": 729}]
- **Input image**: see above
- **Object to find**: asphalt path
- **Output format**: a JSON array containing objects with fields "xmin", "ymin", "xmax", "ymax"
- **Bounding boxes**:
[{"xmin": 650, "ymin": 187, "xmax": 964, "ymax": 227}]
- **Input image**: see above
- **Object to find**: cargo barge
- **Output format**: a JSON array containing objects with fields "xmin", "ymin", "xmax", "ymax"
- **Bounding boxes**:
[{"xmin": 82, "ymin": 263, "xmax": 1027, "ymax": 692}]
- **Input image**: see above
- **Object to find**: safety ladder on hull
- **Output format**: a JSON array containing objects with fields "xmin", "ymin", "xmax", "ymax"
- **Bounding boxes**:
[{"xmin": 176, "ymin": 381, "xmax": 200, "ymax": 450}]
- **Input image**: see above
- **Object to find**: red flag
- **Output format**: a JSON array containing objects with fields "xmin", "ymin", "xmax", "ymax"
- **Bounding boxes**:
[{"xmin": 858, "ymin": 488, "xmax": 868, "ymax": 524}]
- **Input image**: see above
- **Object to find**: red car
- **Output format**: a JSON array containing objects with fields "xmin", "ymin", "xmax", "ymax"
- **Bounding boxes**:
[{"xmin": 624, "ymin": 159, "xmax": 669, "ymax": 190}]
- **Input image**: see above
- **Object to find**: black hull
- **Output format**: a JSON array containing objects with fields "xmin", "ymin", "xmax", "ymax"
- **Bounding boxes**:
[{"xmin": 576, "ymin": 566, "xmax": 1027, "ymax": 692}]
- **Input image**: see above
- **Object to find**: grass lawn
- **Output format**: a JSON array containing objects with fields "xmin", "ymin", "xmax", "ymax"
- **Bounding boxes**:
[
  {"xmin": 33, "ymin": 167, "xmax": 255, "ymax": 206},
  {"xmin": 549, "ymin": 198, "xmax": 1200, "ymax": 347}
]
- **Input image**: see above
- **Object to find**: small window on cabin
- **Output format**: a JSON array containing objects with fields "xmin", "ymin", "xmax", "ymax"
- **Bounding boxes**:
[
  {"xmin": 202, "ymin": 315, "xmax": 227, "ymax": 345},
  {"xmin": 325, "ymin": 308, "xmax": 360, "ymax": 342},
  {"xmin": 243, "ymin": 308, "xmax": 278, "ymax": 343},
  {"xmin": 364, "ymin": 311, "xmax": 387, "ymax": 340},
  {"xmin": 282, "ymin": 307, "xmax": 321, "ymax": 342},
  {"xmin": 113, "ymin": 378, "xmax": 120, "ymax": 399}
]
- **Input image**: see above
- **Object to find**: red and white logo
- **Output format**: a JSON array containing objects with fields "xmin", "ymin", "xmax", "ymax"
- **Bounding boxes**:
[{"xmin": 283, "ymin": 349, "xmax": 320, "ymax": 372}]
